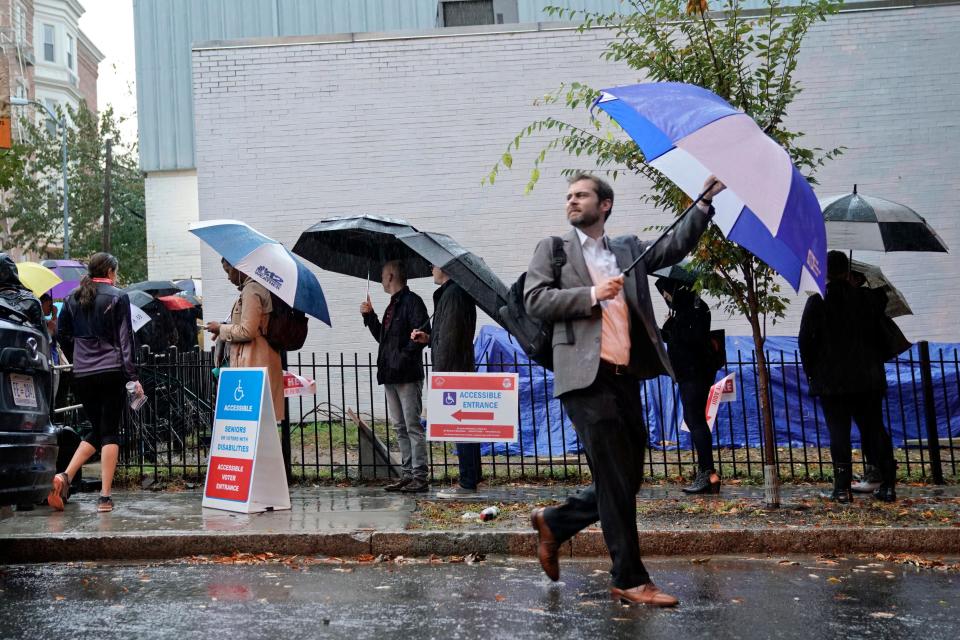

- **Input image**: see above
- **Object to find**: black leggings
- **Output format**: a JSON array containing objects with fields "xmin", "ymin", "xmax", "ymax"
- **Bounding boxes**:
[
  {"xmin": 73, "ymin": 371, "xmax": 125, "ymax": 450},
  {"xmin": 679, "ymin": 377, "xmax": 715, "ymax": 472}
]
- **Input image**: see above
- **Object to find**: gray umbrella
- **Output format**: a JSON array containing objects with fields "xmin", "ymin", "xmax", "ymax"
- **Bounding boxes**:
[
  {"xmin": 292, "ymin": 215, "xmax": 432, "ymax": 280},
  {"xmin": 849, "ymin": 259, "xmax": 913, "ymax": 318},
  {"xmin": 397, "ymin": 231, "xmax": 509, "ymax": 322},
  {"xmin": 819, "ymin": 186, "xmax": 948, "ymax": 253}
]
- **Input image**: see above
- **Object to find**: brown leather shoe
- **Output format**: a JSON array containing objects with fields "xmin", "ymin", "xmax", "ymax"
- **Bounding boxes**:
[
  {"xmin": 611, "ymin": 582, "xmax": 679, "ymax": 607},
  {"xmin": 530, "ymin": 507, "xmax": 560, "ymax": 581}
]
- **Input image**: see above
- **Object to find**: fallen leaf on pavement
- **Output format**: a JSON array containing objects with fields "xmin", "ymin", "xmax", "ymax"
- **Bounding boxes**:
[{"xmin": 495, "ymin": 594, "xmax": 506, "ymax": 602}]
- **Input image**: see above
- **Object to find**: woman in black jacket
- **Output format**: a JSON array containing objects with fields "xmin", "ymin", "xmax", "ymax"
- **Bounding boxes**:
[
  {"xmin": 657, "ymin": 279, "xmax": 720, "ymax": 494},
  {"xmin": 48, "ymin": 253, "xmax": 141, "ymax": 513}
]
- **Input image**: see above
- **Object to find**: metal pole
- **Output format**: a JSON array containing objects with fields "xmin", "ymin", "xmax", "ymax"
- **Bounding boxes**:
[
  {"xmin": 918, "ymin": 341, "xmax": 945, "ymax": 484},
  {"xmin": 60, "ymin": 119, "xmax": 70, "ymax": 259},
  {"xmin": 280, "ymin": 349, "xmax": 292, "ymax": 482},
  {"xmin": 103, "ymin": 137, "xmax": 112, "ymax": 252}
]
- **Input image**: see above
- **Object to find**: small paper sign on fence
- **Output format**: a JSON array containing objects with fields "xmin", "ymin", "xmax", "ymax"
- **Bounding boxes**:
[
  {"xmin": 681, "ymin": 372, "xmax": 737, "ymax": 433},
  {"xmin": 282, "ymin": 371, "xmax": 316, "ymax": 397}
]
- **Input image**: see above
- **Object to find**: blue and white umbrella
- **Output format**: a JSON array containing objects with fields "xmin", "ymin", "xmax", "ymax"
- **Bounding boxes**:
[
  {"xmin": 188, "ymin": 219, "xmax": 331, "ymax": 326},
  {"xmin": 594, "ymin": 82, "xmax": 827, "ymax": 294}
]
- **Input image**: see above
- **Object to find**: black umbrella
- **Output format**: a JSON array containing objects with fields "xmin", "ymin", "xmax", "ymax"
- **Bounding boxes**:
[
  {"xmin": 126, "ymin": 289, "xmax": 155, "ymax": 309},
  {"xmin": 397, "ymin": 231, "xmax": 509, "ymax": 322},
  {"xmin": 651, "ymin": 260, "xmax": 698, "ymax": 286},
  {"xmin": 293, "ymin": 215, "xmax": 432, "ymax": 280},
  {"xmin": 819, "ymin": 186, "xmax": 948, "ymax": 253},
  {"xmin": 125, "ymin": 280, "xmax": 183, "ymax": 297}
]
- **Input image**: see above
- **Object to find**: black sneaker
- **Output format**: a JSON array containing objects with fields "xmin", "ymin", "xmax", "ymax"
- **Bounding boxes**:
[
  {"xmin": 384, "ymin": 478, "xmax": 413, "ymax": 492},
  {"xmin": 97, "ymin": 496, "xmax": 114, "ymax": 513},
  {"xmin": 400, "ymin": 479, "xmax": 429, "ymax": 494}
]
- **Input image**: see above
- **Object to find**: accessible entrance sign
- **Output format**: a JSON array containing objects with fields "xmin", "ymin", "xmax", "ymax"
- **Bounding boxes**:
[
  {"xmin": 426, "ymin": 372, "xmax": 519, "ymax": 443},
  {"xmin": 202, "ymin": 367, "xmax": 290, "ymax": 513}
]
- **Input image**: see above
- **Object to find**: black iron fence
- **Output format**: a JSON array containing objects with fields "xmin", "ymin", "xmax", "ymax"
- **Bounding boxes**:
[{"xmin": 56, "ymin": 343, "xmax": 960, "ymax": 483}]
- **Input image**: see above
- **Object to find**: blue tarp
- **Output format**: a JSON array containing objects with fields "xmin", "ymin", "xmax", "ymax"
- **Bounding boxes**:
[{"xmin": 473, "ymin": 325, "xmax": 960, "ymax": 457}]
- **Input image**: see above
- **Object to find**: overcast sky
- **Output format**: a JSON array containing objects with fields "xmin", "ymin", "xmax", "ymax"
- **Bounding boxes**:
[{"xmin": 78, "ymin": 0, "xmax": 138, "ymax": 144}]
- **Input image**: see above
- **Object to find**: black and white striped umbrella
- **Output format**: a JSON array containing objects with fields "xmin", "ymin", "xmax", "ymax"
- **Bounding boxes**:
[{"xmin": 818, "ymin": 186, "xmax": 948, "ymax": 253}]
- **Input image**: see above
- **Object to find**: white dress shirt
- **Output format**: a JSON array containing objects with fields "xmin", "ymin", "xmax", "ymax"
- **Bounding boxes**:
[{"xmin": 575, "ymin": 228, "xmax": 631, "ymax": 365}]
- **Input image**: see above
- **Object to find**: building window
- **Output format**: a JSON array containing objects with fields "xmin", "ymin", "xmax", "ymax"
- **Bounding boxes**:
[
  {"xmin": 43, "ymin": 24, "xmax": 55, "ymax": 62},
  {"xmin": 66, "ymin": 34, "xmax": 75, "ymax": 70},
  {"xmin": 13, "ymin": 3, "xmax": 27, "ymax": 45},
  {"xmin": 441, "ymin": 1, "xmax": 495, "ymax": 27},
  {"xmin": 44, "ymin": 99, "xmax": 59, "ymax": 135}
]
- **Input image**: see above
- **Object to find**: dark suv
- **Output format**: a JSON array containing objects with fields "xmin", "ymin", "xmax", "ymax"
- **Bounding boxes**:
[{"xmin": 0, "ymin": 297, "xmax": 57, "ymax": 507}]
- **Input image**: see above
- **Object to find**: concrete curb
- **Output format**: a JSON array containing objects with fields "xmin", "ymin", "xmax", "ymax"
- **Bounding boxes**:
[{"xmin": 3, "ymin": 527, "xmax": 959, "ymax": 563}]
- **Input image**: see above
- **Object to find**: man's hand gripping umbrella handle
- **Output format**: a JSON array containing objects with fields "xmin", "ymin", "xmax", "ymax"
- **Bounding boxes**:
[{"xmin": 621, "ymin": 179, "xmax": 719, "ymax": 277}]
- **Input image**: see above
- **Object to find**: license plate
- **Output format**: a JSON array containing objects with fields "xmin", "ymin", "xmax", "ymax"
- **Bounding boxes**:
[{"xmin": 10, "ymin": 373, "xmax": 38, "ymax": 408}]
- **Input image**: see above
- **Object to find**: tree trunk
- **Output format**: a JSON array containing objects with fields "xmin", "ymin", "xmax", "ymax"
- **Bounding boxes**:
[{"xmin": 745, "ymin": 263, "xmax": 780, "ymax": 507}]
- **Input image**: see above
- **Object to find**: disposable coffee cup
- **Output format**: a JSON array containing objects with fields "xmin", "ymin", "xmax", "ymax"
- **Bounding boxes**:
[{"xmin": 126, "ymin": 381, "xmax": 147, "ymax": 411}]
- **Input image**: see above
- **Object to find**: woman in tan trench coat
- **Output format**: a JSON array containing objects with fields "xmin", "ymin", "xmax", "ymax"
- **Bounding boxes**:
[{"xmin": 206, "ymin": 260, "xmax": 284, "ymax": 422}]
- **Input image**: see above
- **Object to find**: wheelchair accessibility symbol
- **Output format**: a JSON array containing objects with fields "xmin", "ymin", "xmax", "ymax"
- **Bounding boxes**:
[
  {"xmin": 443, "ymin": 392, "xmax": 457, "ymax": 406},
  {"xmin": 234, "ymin": 380, "xmax": 245, "ymax": 402}
]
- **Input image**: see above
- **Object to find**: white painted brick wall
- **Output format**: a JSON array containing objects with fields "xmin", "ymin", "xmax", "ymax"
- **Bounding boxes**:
[
  {"xmin": 187, "ymin": 5, "xmax": 960, "ymax": 362},
  {"xmin": 145, "ymin": 170, "xmax": 203, "ymax": 281}
]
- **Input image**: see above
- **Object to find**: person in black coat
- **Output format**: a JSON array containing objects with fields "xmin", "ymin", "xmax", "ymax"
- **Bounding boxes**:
[
  {"xmin": 412, "ymin": 267, "xmax": 479, "ymax": 498},
  {"xmin": 361, "ymin": 260, "xmax": 430, "ymax": 493},
  {"xmin": 799, "ymin": 251, "xmax": 897, "ymax": 503},
  {"xmin": 656, "ymin": 278, "xmax": 720, "ymax": 494}
]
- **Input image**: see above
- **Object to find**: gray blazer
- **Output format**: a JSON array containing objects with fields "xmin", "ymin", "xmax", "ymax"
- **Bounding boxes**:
[{"xmin": 524, "ymin": 209, "xmax": 710, "ymax": 397}]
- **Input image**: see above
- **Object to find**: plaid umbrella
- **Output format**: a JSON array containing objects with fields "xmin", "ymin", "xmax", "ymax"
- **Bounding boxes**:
[
  {"xmin": 819, "ymin": 186, "xmax": 948, "ymax": 253},
  {"xmin": 850, "ymin": 259, "xmax": 912, "ymax": 318}
]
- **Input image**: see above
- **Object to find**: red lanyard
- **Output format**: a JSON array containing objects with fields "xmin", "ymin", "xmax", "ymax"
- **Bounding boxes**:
[{"xmin": 91, "ymin": 278, "xmax": 114, "ymax": 284}]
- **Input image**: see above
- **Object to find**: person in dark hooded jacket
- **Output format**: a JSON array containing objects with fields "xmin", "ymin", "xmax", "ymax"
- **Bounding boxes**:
[
  {"xmin": 799, "ymin": 251, "xmax": 897, "ymax": 503},
  {"xmin": 0, "ymin": 253, "xmax": 44, "ymax": 332},
  {"xmin": 656, "ymin": 278, "xmax": 720, "ymax": 494}
]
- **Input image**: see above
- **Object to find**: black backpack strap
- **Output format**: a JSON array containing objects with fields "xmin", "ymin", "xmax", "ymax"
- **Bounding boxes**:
[
  {"xmin": 549, "ymin": 236, "xmax": 573, "ymax": 343},
  {"xmin": 550, "ymin": 236, "xmax": 566, "ymax": 284}
]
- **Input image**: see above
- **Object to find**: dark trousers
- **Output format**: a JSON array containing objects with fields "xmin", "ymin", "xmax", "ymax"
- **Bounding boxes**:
[
  {"xmin": 678, "ymin": 376, "xmax": 715, "ymax": 472},
  {"xmin": 456, "ymin": 442, "xmax": 482, "ymax": 490},
  {"xmin": 544, "ymin": 367, "xmax": 650, "ymax": 589},
  {"xmin": 820, "ymin": 391, "xmax": 895, "ymax": 470}
]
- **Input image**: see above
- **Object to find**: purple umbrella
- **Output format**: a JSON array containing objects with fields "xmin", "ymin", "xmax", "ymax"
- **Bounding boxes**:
[{"xmin": 40, "ymin": 259, "xmax": 86, "ymax": 299}]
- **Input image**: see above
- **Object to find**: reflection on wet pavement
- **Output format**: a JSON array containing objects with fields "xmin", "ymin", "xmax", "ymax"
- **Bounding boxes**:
[{"xmin": 1, "ymin": 555, "xmax": 957, "ymax": 639}]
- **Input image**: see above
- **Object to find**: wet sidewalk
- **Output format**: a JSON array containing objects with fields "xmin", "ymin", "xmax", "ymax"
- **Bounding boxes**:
[{"xmin": 2, "ymin": 484, "xmax": 958, "ymax": 563}]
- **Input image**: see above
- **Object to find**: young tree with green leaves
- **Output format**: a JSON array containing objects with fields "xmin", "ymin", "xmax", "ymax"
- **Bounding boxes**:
[
  {"xmin": 2, "ymin": 102, "xmax": 146, "ymax": 283},
  {"xmin": 486, "ymin": 0, "xmax": 843, "ymax": 506}
]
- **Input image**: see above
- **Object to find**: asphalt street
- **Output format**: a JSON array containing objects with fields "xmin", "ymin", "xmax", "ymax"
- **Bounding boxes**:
[{"xmin": 1, "ymin": 555, "xmax": 958, "ymax": 639}]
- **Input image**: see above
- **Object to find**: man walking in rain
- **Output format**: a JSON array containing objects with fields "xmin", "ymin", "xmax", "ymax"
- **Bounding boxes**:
[
  {"xmin": 524, "ymin": 173, "xmax": 723, "ymax": 606},
  {"xmin": 411, "ymin": 265, "xmax": 480, "ymax": 498},
  {"xmin": 361, "ymin": 260, "xmax": 431, "ymax": 493}
]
